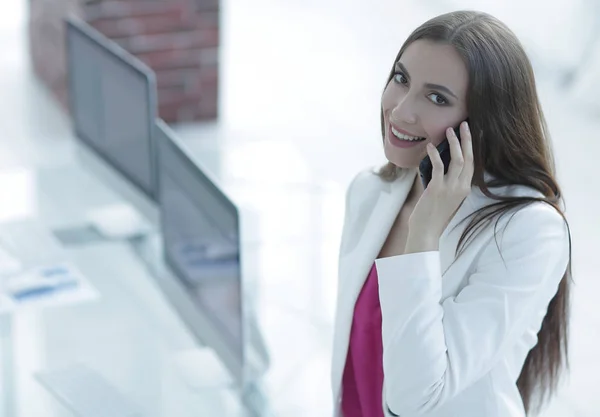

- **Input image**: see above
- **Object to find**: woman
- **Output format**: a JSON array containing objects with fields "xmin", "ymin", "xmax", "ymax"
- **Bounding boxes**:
[{"xmin": 331, "ymin": 10, "xmax": 573, "ymax": 417}]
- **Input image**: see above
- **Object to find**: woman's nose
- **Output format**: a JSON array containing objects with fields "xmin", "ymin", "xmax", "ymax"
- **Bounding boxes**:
[{"xmin": 392, "ymin": 96, "xmax": 418, "ymax": 125}]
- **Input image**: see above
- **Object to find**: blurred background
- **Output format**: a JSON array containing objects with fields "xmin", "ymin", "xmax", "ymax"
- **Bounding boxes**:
[{"xmin": 0, "ymin": 0, "xmax": 599, "ymax": 416}]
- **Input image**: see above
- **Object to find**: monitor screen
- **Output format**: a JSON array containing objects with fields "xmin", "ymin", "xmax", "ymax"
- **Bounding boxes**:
[
  {"xmin": 66, "ymin": 18, "xmax": 157, "ymax": 200},
  {"xmin": 155, "ymin": 120, "xmax": 244, "ymax": 368}
]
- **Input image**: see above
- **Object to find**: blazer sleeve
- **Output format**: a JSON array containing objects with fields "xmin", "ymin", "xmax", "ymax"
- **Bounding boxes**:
[{"xmin": 374, "ymin": 202, "xmax": 571, "ymax": 415}]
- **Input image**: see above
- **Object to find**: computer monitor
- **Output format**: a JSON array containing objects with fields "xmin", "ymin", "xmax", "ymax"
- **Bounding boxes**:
[
  {"xmin": 65, "ymin": 17, "xmax": 159, "ymax": 230},
  {"xmin": 155, "ymin": 119, "xmax": 264, "ymax": 387}
]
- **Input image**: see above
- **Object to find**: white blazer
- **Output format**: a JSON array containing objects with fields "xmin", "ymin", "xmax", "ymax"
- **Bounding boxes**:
[{"xmin": 331, "ymin": 167, "xmax": 570, "ymax": 417}]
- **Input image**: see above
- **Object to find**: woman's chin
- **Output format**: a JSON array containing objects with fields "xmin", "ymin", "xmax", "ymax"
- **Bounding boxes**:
[{"xmin": 383, "ymin": 149, "xmax": 421, "ymax": 169}]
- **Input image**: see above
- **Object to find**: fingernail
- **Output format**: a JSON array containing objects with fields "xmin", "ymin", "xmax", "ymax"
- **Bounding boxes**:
[{"xmin": 463, "ymin": 121, "xmax": 469, "ymax": 131}]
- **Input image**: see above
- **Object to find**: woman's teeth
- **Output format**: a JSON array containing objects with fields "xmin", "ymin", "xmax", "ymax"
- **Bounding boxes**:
[{"xmin": 391, "ymin": 126, "xmax": 425, "ymax": 141}]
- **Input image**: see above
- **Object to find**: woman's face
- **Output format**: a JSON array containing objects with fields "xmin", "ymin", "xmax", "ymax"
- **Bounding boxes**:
[{"xmin": 381, "ymin": 40, "xmax": 469, "ymax": 168}]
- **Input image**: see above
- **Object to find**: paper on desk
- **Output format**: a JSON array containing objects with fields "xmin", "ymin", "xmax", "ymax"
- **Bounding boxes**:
[{"xmin": 0, "ymin": 262, "xmax": 100, "ymax": 314}]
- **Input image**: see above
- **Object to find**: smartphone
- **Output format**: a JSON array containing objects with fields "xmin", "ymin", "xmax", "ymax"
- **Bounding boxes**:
[{"xmin": 418, "ymin": 120, "xmax": 467, "ymax": 188}]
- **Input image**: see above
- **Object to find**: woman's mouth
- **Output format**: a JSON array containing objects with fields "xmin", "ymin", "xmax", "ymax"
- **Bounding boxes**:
[{"xmin": 388, "ymin": 125, "xmax": 426, "ymax": 148}]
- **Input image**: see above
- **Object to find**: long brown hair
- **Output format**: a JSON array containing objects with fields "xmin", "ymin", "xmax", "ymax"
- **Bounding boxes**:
[{"xmin": 378, "ymin": 11, "xmax": 573, "ymax": 415}]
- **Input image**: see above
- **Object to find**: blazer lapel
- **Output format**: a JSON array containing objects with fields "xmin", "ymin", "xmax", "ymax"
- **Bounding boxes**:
[
  {"xmin": 339, "ymin": 168, "xmax": 417, "ymax": 304},
  {"xmin": 331, "ymin": 168, "xmax": 416, "ymax": 401}
]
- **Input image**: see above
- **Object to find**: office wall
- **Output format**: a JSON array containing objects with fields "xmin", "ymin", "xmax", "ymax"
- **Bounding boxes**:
[{"xmin": 28, "ymin": 0, "xmax": 220, "ymax": 123}]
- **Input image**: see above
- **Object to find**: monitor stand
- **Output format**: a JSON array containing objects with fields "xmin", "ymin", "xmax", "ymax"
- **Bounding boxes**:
[
  {"xmin": 86, "ymin": 203, "xmax": 152, "ymax": 240},
  {"xmin": 128, "ymin": 234, "xmax": 274, "ymax": 415}
]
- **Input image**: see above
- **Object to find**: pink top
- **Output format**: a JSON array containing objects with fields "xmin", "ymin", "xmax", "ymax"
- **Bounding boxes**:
[{"xmin": 341, "ymin": 263, "xmax": 384, "ymax": 417}]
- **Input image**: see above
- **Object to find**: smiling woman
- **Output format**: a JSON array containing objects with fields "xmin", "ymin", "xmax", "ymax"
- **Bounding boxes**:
[{"xmin": 331, "ymin": 10, "xmax": 573, "ymax": 417}]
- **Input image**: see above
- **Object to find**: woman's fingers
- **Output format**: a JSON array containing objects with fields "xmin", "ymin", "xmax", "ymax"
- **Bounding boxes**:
[
  {"xmin": 427, "ymin": 142, "xmax": 445, "ymax": 186},
  {"xmin": 458, "ymin": 121, "xmax": 474, "ymax": 186},
  {"xmin": 446, "ymin": 127, "xmax": 464, "ymax": 180}
]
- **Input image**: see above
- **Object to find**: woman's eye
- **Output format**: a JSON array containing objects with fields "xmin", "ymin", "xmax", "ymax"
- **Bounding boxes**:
[
  {"xmin": 393, "ymin": 73, "xmax": 408, "ymax": 85},
  {"xmin": 428, "ymin": 93, "xmax": 447, "ymax": 105}
]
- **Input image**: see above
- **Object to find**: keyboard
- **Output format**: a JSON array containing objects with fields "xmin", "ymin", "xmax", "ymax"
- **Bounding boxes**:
[
  {"xmin": 35, "ymin": 363, "xmax": 145, "ymax": 417},
  {"xmin": 0, "ymin": 220, "xmax": 65, "ymax": 269}
]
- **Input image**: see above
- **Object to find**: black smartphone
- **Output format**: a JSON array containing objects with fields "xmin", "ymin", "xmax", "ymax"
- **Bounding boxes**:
[{"xmin": 418, "ymin": 120, "xmax": 467, "ymax": 188}]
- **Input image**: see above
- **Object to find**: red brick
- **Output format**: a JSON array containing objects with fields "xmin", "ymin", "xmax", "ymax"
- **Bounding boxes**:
[
  {"xmin": 199, "ymin": 85, "xmax": 218, "ymax": 103},
  {"xmin": 89, "ymin": 19, "xmax": 122, "ymax": 37},
  {"xmin": 183, "ymin": 74, "xmax": 203, "ymax": 93},
  {"xmin": 123, "ymin": 14, "xmax": 191, "ymax": 36},
  {"xmin": 179, "ymin": 65, "xmax": 217, "ymax": 92},
  {"xmin": 176, "ymin": 105, "xmax": 200, "ymax": 122},
  {"xmin": 197, "ymin": 101, "xmax": 218, "ymax": 119},
  {"xmin": 159, "ymin": 88, "xmax": 203, "ymax": 107},
  {"xmin": 194, "ymin": 0, "xmax": 219, "ymax": 12},
  {"xmin": 160, "ymin": 97, "xmax": 217, "ymax": 122},
  {"xmin": 90, "ymin": 9, "xmax": 195, "ymax": 38},
  {"xmin": 85, "ymin": 1, "xmax": 190, "ymax": 21},
  {"xmin": 197, "ymin": 47, "xmax": 218, "ymax": 66},
  {"xmin": 113, "ymin": 28, "xmax": 218, "ymax": 54},
  {"xmin": 158, "ymin": 103, "xmax": 179, "ymax": 122},
  {"xmin": 199, "ymin": 65, "xmax": 218, "ymax": 84},
  {"xmin": 156, "ymin": 68, "xmax": 196, "ymax": 89},
  {"xmin": 136, "ymin": 47, "xmax": 211, "ymax": 70}
]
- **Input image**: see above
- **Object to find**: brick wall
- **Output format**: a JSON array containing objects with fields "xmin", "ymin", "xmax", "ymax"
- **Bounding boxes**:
[
  {"xmin": 28, "ymin": 0, "xmax": 219, "ymax": 123},
  {"xmin": 29, "ymin": 0, "xmax": 82, "ymax": 112}
]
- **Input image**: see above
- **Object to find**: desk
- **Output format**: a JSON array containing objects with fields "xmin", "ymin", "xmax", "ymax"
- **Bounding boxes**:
[
  {"xmin": 2, "ymin": 239, "xmax": 251, "ymax": 417},
  {"xmin": 0, "ymin": 161, "xmax": 334, "ymax": 416}
]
